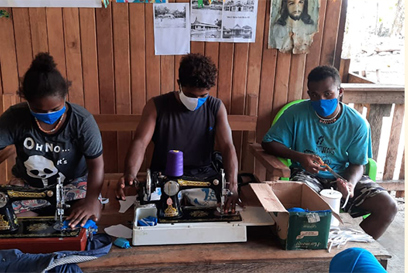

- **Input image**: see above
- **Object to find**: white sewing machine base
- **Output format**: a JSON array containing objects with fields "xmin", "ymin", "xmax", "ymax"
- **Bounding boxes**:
[{"xmin": 132, "ymin": 206, "xmax": 274, "ymax": 246}]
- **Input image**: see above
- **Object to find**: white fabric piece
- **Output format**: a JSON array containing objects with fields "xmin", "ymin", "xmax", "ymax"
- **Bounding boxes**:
[
  {"xmin": 104, "ymin": 224, "xmax": 132, "ymax": 239},
  {"xmin": 327, "ymin": 227, "xmax": 374, "ymax": 253},
  {"xmin": 119, "ymin": 196, "xmax": 137, "ymax": 213}
]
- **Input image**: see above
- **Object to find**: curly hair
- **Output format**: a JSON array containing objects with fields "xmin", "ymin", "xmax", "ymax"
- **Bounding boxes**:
[
  {"xmin": 178, "ymin": 53, "xmax": 217, "ymax": 90},
  {"xmin": 276, "ymin": 0, "xmax": 314, "ymax": 26},
  {"xmin": 18, "ymin": 52, "xmax": 71, "ymax": 101},
  {"xmin": 307, "ymin": 66, "xmax": 341, "ymax": 86}
]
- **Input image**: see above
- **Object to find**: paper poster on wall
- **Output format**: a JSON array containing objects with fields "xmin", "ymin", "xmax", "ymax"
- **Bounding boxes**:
[
  {"xmin": 268, "ymin": 0, "xmax": 319, "ymax": 54},
  {"xmin": 154, "ymin": 3, "xmax": 190, "ymax": 55},
  {"xmin": 190, "ymin": 0, "xmax": 258, "ymax": 43},
  {"xmin": 0, "ymin": 0, "xmax": 102, "ymax": 7},
  {"xmin": 116, "ymin": 0, "xmax": 167, "ymax": 3}
]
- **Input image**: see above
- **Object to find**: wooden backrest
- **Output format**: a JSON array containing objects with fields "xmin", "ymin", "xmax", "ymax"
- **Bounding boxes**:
[
  {"xmin": 95, "ymin": 94, "xmax": 258, "ymax": 133},
  {"xmin": 94, "ymin": 114, "xmax": 257, "ymax": 133}
]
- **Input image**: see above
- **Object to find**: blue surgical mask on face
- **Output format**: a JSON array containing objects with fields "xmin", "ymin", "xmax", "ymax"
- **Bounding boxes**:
[
  {"xmin": 310, "ymin": 98, "xmax": 338, "ymax": 117},
  {"xmin": 29, "ymin": 103, "xmax": 66, "ymax": 124}
]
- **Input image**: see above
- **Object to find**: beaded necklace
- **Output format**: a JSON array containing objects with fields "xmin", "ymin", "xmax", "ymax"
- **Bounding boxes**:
[
  {"xmin": 35, "ymin": 113, "xmax": 65, "ymax": 134},
  {"xmin": 315, "ymin": 104, "xmax": 342, "ymax": 124}
]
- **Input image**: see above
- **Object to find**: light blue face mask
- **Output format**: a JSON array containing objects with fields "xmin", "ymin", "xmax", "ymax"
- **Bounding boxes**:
[
  {"xmin": 310, "ymin": 98, "xmax": 338, "ymax": 117},
  {"xmin": 29, "ymin": 104, "xmax": 66, "ymax": 124}
]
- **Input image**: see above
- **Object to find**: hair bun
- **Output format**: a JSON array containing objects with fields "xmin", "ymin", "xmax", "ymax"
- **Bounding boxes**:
[{"xmin": 31, "ymin": 52, "xmax": 56, "ymax": 72}]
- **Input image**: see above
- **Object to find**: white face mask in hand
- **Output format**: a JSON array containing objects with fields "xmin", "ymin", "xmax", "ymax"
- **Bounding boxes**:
[{"xmin": 179, "ymin": 87, "xmax": 208, "ymax": 111}]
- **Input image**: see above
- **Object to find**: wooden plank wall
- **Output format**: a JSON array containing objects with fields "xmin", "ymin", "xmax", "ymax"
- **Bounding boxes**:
[{"xmin": 0, "ymin": 0, "xmax": 344, "ymax": 174}]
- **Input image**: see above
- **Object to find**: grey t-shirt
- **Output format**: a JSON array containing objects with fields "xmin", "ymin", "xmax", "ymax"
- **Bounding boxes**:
[{"xmin": 0, "ymin": 102, "xmax": 103, "ymax": 188}]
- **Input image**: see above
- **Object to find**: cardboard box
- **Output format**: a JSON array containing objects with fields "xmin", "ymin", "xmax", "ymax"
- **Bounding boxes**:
[{"xmin": 250, "ymin": 181, "xmax": 342, "ymax": 250}]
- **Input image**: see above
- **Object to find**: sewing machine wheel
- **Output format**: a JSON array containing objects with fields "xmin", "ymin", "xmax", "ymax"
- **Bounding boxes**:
[
  {"xmin": 163, "ymin": 180, "xmax": 180, "ymax": 196},
  {"xmin": 0, "ymin": 192, "xmax": 8, "ymax": 208},
  {"xmin": 145, "ymin": 168, "xmax": 152, "ymax": 201}
]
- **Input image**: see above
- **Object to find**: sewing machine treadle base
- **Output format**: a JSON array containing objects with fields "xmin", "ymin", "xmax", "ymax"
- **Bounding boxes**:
[{"xmin": 0, "ymin": 217, "xmax": 87, "ymax": 253}]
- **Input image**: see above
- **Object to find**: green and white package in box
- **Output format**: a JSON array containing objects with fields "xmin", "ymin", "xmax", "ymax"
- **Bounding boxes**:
[{"xmin": 250, "ymin": 181, "xmax": 342, "ymax": 250}]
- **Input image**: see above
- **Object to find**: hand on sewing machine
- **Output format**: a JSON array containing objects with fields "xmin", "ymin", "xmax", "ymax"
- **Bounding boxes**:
[
  {"xmin": 66, "ymin": 198, "xmax": 101, "ymax": 228},
  {"xmin": 116, "ymin": 174, "xmax": 139, "ymax": 201},
  {"xmin": 223, "ymin": 182, "xmax": 242, "ymax": 214}
]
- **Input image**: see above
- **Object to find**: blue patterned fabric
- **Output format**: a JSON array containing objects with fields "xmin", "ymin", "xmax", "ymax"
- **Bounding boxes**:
[{"xmin": 0, "ymin": 234, "xmax": 111, "ymax": 273}]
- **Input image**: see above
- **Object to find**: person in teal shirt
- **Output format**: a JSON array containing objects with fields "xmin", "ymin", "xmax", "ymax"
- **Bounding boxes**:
[{"xmin": 262, "ymin": 66, "xmax": 397, "ymax": 240}]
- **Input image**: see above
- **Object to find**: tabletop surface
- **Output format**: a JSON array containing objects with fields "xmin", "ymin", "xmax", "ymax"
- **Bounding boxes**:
[{"xmin": 79, "ymin": 180, "xmax": 391, "ymax": 271}]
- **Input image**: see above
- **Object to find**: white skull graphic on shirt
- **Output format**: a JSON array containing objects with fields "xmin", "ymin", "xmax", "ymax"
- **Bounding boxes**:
[{"xmin": 23, "ymin": 155, "xmax": 65, "ymax": 187}]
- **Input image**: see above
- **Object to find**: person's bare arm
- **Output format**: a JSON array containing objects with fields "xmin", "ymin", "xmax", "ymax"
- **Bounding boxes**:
[
  {"xmin": 115, "ymin": 99, "xmax": 157, "ymax": 200},
  {"xmin": 261, "ymin": 141, "xmax": 325, "ymax": 174},
  {"xmin": 67, "ymin": 154, "xmax": 104, "ymax": 227},
  {"xmin": 335, "ymin": 163, "xmax": 363, "ymax": 199},
  {"xmin": 215, "ymin": 103, "xmax": 239, "ymax": 213}
]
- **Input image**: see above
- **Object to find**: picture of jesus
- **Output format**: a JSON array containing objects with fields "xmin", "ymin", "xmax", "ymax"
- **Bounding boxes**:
[{"xmin": 268, "ymin": 0, "xmax": 319, "ymax": 54}]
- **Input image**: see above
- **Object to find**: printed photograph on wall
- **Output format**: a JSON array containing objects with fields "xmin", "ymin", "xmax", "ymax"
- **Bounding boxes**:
[
  {"xmin": 222, "ymin": 23, "xmax": 253, "ymax": 39},
  {"xmin": 191, "ymin": 14, "xmax": 222, "ymax": 40},
  {"xmin": 191, "ymin": 0, "xmax": 223, "ymax": 11},
  {"xmin": 154, "ymin": 4, "xmax": 187, "ymax": 28},
  {"xmin": 117, "ymin": 0, "xmax": 167, "ymax": 3},
  {"xmin": 0, "ymin": 0, "xmax": 102, "ymax": 7},
  {"xmin": 154, "ymin": 3, "xmax": 190, "ymax": 55},
  {"xmin": 268, "ymin": 0, "xmax": 319, "ymax": 54},
  {"xmin": 191, "ymin": 0, "xmax": 258, "ymax": 43},
  {"xmin": 221, "ymin": 0, "xmax": 257, "ymax": 42},
  {"xmin": 224, "ymin": 0, "xmax": 255, "ymax": 12}
]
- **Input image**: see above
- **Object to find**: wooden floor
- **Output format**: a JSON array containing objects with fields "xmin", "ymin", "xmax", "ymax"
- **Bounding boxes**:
[{"xmin": 79, "ymin": 180, "xmax": 391, "ymax": 273}]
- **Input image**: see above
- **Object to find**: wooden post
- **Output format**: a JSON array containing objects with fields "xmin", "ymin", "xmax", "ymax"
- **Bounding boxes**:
[
  {"xmin": 367, "ymin": 104, "xmax": 393, "ymax": 161},
  {"xmin": 334, "ymin": 0, "xmax": 348, "ymax": 70},
  {"xmin": 383, "ymin": 104, "xmax": 404, "ymax": 180},
  {"xmin": 241, "ymin": 94, "xmax": 258, "ymax": 173},
  {"xmin": 339, "ymin": 58, "xmax": 351, "ymax": 83},
  {"xmin": 396, "ymin": 151, "xmax": 405, "ymax": 198},
  {"xmin": 399, "ymin": 151, "xmax": 404, "ymax": 180},
  {"xmin": 353, "ymin": 104, "xmax": 364, "ymax": 115}
]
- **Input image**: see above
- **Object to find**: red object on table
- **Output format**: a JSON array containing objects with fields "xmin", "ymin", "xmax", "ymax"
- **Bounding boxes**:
[{"xmin": 0, "ymin": 228, "xmax": 87, "ymax": 253}]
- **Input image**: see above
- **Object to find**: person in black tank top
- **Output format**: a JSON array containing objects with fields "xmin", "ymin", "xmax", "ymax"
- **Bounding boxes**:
[
  {"xmin": 116, "ymin": 53, "xmax": 240, "ymax": 214},
  {"xmin": 151, "ymin": 92, "xmax": 220, "ymax": 175}
]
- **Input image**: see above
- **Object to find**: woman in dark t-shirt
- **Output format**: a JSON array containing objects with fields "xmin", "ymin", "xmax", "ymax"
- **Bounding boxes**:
[{"xmin": 0, "ymin": 53, "xmax": 104, "ymax": 228}]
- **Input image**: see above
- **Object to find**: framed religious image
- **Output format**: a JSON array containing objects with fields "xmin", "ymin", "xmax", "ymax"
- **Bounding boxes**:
[{"xmin": 268, "ymin": 0, "xmax": 319, "ymax": 54}]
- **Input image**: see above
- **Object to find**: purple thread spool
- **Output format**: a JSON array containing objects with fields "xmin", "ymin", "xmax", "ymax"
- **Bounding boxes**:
[{"xmin": 165, "ymin": 150, "xmax": 183, "ymax": 177}]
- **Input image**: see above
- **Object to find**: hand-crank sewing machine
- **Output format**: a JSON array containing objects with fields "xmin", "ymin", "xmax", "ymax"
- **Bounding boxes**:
[
  {"xmin": 138, "ymin": 169, "xmax": 241, "ymax": 222},
  {"xmin": 0, "ymin": 178, "xmax": 91, "ymax": 253},
  {"xmin": 131, "ymin": 167, "xmax": 248, "ymax": 246}
]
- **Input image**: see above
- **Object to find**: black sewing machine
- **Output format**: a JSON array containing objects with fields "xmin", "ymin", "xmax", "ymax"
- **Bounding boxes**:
[
  {"xmin": 0, "ymin": 177, "xmax": 68, "ymax": 233},
  {"xmin": 0, "ymin": 178, "xmax": 90, "ymax": 253},
  {"xmin": 138, "ymin": 169, "xmax": 241, "ymax": 223}
]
